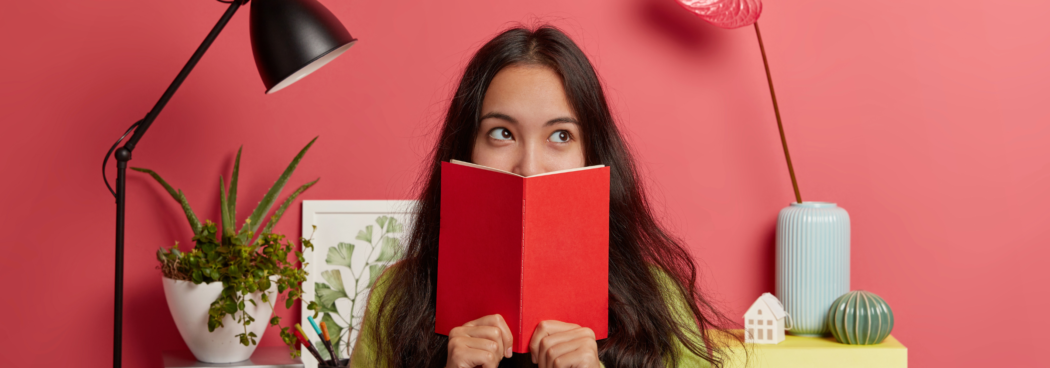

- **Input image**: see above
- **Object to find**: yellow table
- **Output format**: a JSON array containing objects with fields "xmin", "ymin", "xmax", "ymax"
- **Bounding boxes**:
[{"xmin": 720, "ymin": 331, "xmax": 907, "ymax": 368}]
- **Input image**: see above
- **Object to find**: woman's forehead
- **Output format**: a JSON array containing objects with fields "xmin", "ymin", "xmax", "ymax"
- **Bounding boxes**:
[{"xmin": 481, "ymin": 65, "xmax": 576, "ymax": 126}]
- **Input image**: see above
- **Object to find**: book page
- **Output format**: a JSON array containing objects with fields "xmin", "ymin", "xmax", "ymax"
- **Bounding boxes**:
[{"xmin": 450, "ymin": 159, "xmax": 604, "ymax": 178}]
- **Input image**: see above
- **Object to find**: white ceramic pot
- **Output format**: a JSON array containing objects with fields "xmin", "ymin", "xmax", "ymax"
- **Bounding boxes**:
[{"xmin": 162, "ymin": 277, "xmax": 275, "ymax": 363}]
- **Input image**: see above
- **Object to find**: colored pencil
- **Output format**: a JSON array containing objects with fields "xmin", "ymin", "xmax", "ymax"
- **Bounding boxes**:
[
  {"xmin": 320, "ymin": 321, "xmax": 342, "ymax": 363},
  {"xmin": 292, "ymin": 324, "xmax": 324, "ymax": 363}
]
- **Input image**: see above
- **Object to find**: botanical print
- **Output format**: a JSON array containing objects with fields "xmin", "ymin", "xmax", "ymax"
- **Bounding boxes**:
[{"xmin": 312, "ymin": 215, "xmax": 404, "ymax": 360}]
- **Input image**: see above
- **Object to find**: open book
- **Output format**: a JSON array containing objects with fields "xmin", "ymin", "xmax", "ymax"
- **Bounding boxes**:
[{"xmin": 435, "ymin": 160, "xmax": 610, "ymax": 353}]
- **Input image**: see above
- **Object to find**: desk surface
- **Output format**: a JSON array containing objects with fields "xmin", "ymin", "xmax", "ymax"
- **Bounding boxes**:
[
  {"xmin": 722, "ymin": 331, "xmax": 907, "ymax": 368},
  {"xmin": 162, "ymin": 347, "xmax": 304, "ymax": 368}
]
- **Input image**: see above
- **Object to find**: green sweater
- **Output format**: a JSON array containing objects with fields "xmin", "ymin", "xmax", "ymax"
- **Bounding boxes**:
[{"xmin": 349, "ymin": 267, "xmax": 710, "ymax": 367}]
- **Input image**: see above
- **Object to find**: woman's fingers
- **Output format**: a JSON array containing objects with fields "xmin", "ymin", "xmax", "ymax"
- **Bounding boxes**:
[
  {"xmin": 463, "ymin": 314, "xmax": 514, "ymax": 358},
  {"xmin": 529, "ymin": 320, "xmax": 581, "ymax": 361},
  {"xmin": 542, "ymin": 338, "xmax": 600, "ymax": 368},
  {"xmin": 529, "ymin": 320, "xmax": 598, "ymax": 367},
  {"xmin": 446, "ymin": 337, "xmax": 502, "ymax": 368},
  {"xmin": 446, "ymin": 314, "xmax": 514, "ymax": 368}
]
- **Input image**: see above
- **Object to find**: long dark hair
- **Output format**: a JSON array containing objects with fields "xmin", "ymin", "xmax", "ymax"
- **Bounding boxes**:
[{"xmin": 370, "ymin": 25, "xmax": 739, "ymax": 367}]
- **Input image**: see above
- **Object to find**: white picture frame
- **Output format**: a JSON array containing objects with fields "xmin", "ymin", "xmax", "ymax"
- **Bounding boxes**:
[{"xmin": 300, "ymin": 200, "xmax": 417, "ymax": 367}]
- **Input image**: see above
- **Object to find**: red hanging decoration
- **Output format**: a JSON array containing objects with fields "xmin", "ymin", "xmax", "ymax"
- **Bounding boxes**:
[{"xmin": 675, "ymin": 0, "xmax": 763, "ymax": 29}]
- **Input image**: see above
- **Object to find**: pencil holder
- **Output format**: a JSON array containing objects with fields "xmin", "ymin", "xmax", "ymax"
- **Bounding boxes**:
[
  {"xmin": 317, "ymin": 358, "xmax": 349, "ymax": 367},
  {"xmin": 775, "ymin": 202, "xmax": 850, "ymax": 336}
]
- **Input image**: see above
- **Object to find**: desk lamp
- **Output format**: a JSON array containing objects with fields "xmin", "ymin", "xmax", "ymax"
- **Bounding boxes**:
[{"xmin": 100, "ymin": 0, "xmax": 357, "ymax": 366}]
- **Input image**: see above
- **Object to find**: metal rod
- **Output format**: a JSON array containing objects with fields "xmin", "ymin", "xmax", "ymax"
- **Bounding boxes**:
[
  {"xmin": 123, "ymin": 0, "xmax": 243, "ymax": 152},
  {"xmin": 113, "ymin": 2, "xmax": 243, "ymax": 367},
  {"xmin": 114, "ymin": 155, "xmax": 127, "ymax": 368},
  {"xmin": 754, "ymin": 21, "xmax": 803, "ymax": 204}
]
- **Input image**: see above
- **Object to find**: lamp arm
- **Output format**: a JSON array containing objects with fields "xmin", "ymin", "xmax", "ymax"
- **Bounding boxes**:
[
  {"xmin": 123, "ymin": 0, "xmax": 244, "ymax": 152},
  {"xmin": 111, "ymin": 2, "xmax": 244, "ymax": 368}
]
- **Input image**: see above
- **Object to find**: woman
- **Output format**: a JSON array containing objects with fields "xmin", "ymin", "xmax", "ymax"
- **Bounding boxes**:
[{"xmin": 351, "ymin": 25, "xmax": 739, "ymax": 368}]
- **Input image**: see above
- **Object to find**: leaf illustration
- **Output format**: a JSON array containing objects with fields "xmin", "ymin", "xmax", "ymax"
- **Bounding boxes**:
[
  {"xmin": 321, "ymin": 269, "xmax": 345, "ymax": 293},
  {"xmin": 315, "ymin": 282, "xmax": 347, "ymax": 309},
  {"xmin": 356, "ymin": 225, "xmax": 373, "ymax": 244},
  {"xmin": 376, "ymin": 216, "xmax": 389, "ymax": 231},
  {"xmin": 325, "ymin": 242, "xmax": 355, "ymax": 268},
  {"xmin": 386, "ymin": 217, "xmax": 403, "ymax": 233},
  {"xmin": 367, "ymin": 264, "xmax": 387, "ymax": 289},
  {"xmin": 375, "ymin": 237, "xmax": 400, "ymax": 263}
]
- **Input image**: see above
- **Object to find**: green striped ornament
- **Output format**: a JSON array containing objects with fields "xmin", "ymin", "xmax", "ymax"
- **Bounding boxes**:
[{"xmin": 826, "ymin": 290, "xmax": 894, "ymax": 345}]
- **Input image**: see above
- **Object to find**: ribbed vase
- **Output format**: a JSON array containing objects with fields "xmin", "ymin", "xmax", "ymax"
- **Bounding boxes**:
[{"xmin": 775, "ymin": 202, "xmax": 850, "ymax": 336}]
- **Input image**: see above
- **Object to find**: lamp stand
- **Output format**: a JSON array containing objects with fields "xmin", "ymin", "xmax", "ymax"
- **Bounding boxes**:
[{"xmin": 111, "ymin": 2, "xmax": 244, "ymax": 367}]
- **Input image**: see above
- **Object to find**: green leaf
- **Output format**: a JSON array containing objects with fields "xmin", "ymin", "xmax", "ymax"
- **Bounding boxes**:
[
  {"xmin": 321, "ymin": 312, "xmax": 345, "ymax": 359},
  {"xmin": 356, "ymin": 225, "xmax": 373, "ymax": 244},
  {"xmin": 375, "ymin": 236, "xmax": 400, "ymax": 263},
  {"xmin": 245, "ymin": 137, "xmax": 317, "ymax": 237},
  {"xmin": 321, "ymin": 269, "xmax": 345, "ymax": 293},
  {"xmin": 130, "ymin": 167, "xmax": 202, "ymax": 235},
  {"xmin": 228, "ymin": 146, "xmax": 242, "ymax": 233},
  {"xmin": 375, "ymin": 216, "xmax": 389, "ymax": 231},
  {"xmin": 367, "ymin": 264, "xmax": 387, "ymax": 289},
  {"xmin": 262, "ymin": 178, "xmax": 319, "ymax": 234},
  {"xmin": 220, "ymin": 176, "xmax": 234, "ymax": 238},
  {"xmin": 325, "ymin": 242, "xmax": 354, "ymax": 268},
  {"xmin": 315, "ymin": 282, "xmax": 347, "ymax": 309},
  {"xmin": 156, "ymin": 247, "xmax": 168, "ymax": 262},
  {"xmin": 386, "ymin": 217, "xmax": 403, "ymax": 233}
]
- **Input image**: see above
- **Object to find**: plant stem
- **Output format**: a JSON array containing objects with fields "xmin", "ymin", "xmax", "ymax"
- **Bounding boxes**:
[{"xmin": 754, "ymin": 21, "xmax": 803, "ymax": 204}]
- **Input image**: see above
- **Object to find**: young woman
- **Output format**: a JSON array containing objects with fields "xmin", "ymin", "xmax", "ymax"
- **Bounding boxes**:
[{"xmin": 350, "ymin": 25, "xmax": 738, "ymax": 368}]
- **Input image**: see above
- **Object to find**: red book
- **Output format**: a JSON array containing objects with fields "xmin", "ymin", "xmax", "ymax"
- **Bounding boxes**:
[{"xmin": 436, "ymin": 160, "xmax": 609, "ymax": 353}]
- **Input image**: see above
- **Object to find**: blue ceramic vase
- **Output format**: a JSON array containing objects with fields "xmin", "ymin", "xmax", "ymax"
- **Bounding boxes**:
[{"xmin": 775, "ymin": 202, "xmax": 850, "ymax": 336}]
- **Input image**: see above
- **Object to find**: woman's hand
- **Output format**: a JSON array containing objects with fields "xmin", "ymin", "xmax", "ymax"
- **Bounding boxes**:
[
  {"xmin": 446, "ymin": 314, "xmax": 514, "ymax": 368},
  {"xmin": 530, "ymin": 320, "xmax": 600, "ymax": 368}
]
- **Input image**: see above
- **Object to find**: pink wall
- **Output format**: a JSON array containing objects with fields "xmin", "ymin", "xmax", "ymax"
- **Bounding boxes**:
[{"xmin": 2, "ymin": 0, "xmax": 1047, "ymax": 366}]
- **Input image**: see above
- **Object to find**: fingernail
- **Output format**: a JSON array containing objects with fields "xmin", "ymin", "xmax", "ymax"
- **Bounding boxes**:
[{"xmin": 505, "ymin": 347, "xmax": 512, "ymax": 358}]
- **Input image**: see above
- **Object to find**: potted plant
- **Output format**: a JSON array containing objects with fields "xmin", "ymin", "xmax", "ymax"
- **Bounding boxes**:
[{"xmin": 134, "ymin": 137, "xmax": 321, "ymax": 363}]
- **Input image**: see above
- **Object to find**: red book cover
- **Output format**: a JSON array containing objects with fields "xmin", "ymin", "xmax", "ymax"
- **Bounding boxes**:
[{"xmin": 436, "ymin": 160, "xmax": 609, "ymax": 353}]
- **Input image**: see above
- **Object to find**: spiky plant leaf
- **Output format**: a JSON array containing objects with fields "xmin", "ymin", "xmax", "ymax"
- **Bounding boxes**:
[
  {"xmin": 261, "ymin": 178, "xmax": 319, "ymax": 234},
  {"xmin": 245, "ymin": 137, "xmax": 317, "ymax": 237},
  {"xmin": 220, "ymin": 176, "xmax": 234, "ymax": 238},
  {"xmin": 229, "ymin": 146, "xmax": 242, "ymax": 233},
  {"xmin": 131, "ymin": 168, "xmax": 202, "ymax": 235}
]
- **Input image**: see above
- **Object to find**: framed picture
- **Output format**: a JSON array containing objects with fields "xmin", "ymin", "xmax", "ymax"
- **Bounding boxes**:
[{"xmin": 300, "ymin": 200, "xmax": 417, "ymax": 367}]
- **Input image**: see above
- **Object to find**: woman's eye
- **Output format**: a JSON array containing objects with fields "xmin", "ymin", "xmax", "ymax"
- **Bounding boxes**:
[
  {"xmin": 548, "ymin": 130, "xmax": 571, "ymax": 143},
  {"xmin": 489, "ymin": 128, "xmax": 513, "ymax": 141}
]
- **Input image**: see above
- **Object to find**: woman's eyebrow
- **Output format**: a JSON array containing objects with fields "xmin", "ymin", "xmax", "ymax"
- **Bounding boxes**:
[
  {"xmin": 545, "ymin": 117, "xmax": 578, "ymax": 126},
  {"xmin": 480, "ymin": 112, "xmax": 518, "ymax": 124},
  {"xmin": 480, "ymin": 112, "xmax": 578, "ymax": 126}
]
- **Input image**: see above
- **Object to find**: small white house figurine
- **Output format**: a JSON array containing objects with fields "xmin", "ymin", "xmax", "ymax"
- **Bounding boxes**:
[{"xmin": 744, "ymin": 293, "xmax": 792, "ymax": 344}]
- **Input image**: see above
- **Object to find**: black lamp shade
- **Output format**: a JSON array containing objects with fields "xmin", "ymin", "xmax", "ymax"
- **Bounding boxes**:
[{"xmin": 250, "ymin": 0, "xmax": 357, "ymax": 94}]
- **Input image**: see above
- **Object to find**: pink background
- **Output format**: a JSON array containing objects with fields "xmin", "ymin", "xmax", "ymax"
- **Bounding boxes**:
[{"xmin": 2, "ymin": 0, "xmax": 1047, "ymax": 366}]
